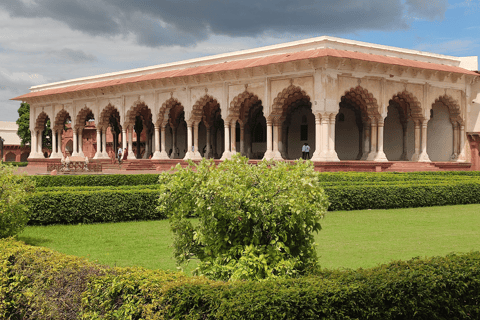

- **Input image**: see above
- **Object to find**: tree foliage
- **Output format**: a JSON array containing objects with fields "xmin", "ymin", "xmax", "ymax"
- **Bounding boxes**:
[
  {"xmin": 16, "ymin": 102, "xmax": 30, "ymax": 147},
  {"xmin": 0, "ymin": 163, "xmax": 35, "ymax": 238},
  {"xmin": 158, "ymin": 155, "xmax": 328, "ymax": 281}
]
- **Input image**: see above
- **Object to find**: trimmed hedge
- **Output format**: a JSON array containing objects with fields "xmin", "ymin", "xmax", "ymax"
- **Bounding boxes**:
[
  {"xmin": 32, "ymin": 171, "xmax": 480, "ymax": 188},
  {"xmin": 32, "ymin": 173, "xmax": 160, "ymax": 188},
  {"xmin": 2, "ymin": 238, "xmax": 480, "ymax": 319},
  {"xmin": 26, "ymin": 178, "xmax": 480, "ymax": 225},
  {"xmin": 27, "ymin": 188, "xmax": 164, "ymax": 225}
]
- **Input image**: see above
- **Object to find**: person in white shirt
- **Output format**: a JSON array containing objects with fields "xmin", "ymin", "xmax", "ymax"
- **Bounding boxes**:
[{"xmin": 305, "ymin": 143, "xmax": 310, "ymax": 159}]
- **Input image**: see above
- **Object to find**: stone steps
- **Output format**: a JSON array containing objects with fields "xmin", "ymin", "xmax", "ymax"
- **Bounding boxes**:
[{"xmin": 384, "ymin": 162, "xmax": 441, "ymax": 172}]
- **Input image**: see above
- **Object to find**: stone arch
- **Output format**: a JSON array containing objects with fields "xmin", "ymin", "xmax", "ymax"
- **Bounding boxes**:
[
  {"xmin": 190, "ymin": 94, "xmax": 220, "ymax": 123},
  {"xmin": 434, "ymin": 95, "xmax": 462, "ymax": 124},
  {"xmin": 35, "ymin": 111, "xmax": 49, "ymax": 130},
  {"xmin": 272, "ymin": 84, "xmax": 311, "ymax": 119},
  {"xmin": 20, "ymin": 152, "xmax": 29, "ymax": 162},
  {"xmin": 98, "ymin": 104, "xmax": 121, "ymax": 129},
  {"xmin": 53, "ymin": 109, "xmax": 71, "ymax": 130},
  {"xmin": 272, "ymin": 85, "xmax": 313, "ymax": 159},
  {"xmin": 335, "ymin": 86, "xmax": 378, "ymax": 160},
  {"xmin": 384, "ymin": 91, "xmax": 422, "ymax": 161},
  {"xmin": 75, "ymin": 106, "xmax": 95, "ymax": 128},
  {"xmin": 157, "ymin": 97, "xmax": 183, "ymax": 127},
  {"xmin": 125, "ymin": 101, "xmax": 154, "ymax": 159},
  {"xmin": 428, "ymin": 95, "xmax": 462, "ymax": 161},
  {"xmin": 230, "ymin": 90, "xmax": 265, "ymax": 158},
  {"xmin": 4, "ymin": 152, "xmax": 16, "ymax": 162}
]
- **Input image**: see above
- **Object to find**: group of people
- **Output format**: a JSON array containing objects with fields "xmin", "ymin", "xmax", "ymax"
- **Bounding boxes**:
[
  {"xmin": 117, "ymin": 147, "xmax": 128, "ymax": 164},
  {"xmin": 301, "ymin": 143, "xmax": 310, "ymax": 160}
]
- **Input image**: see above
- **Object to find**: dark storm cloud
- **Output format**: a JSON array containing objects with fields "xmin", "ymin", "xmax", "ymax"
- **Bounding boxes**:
[{"xmin": 0, "ymin": 0, "xmax": 448, "ymax": 47}]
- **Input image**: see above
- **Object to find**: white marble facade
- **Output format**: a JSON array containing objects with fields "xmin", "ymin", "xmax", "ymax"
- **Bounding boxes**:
[{"xmin": 14, "ymin": 36, "xmax": 480, "ymax": 163}]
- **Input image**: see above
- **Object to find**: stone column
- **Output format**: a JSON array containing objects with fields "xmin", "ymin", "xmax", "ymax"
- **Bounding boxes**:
[
  {"xmin": 418, "ymin": 119, "xmax": 431, "ymax": 162},
  {"xmin": 374, "ymin": 118, "xmax": 388, "ymax": 162},
  {"xmin": 101, "ymin": 128, "xmax": 109, "ymax": 158},
  {"xmin": 400, "ymin": 122, "xmax": 408, "ymax": 161},
  {"xmin": 281, "ymin": 126, "xmax": 288, "ymax": 159},
  {"xmin": 152, "ymin": 125, "xmax": 161, "ymax": 159},
  {"xmin": 58, "ymin": 129, "xmax": 63, "ymax": 158},
  {"xmin": 321, "ymin": 114, "xmax": 329, "ymax": 160},
  {"xmin": 311, "ymin": 113, "xmax": 323, "ymax": 161},
  {"xmin": 50, "ymin": 129, "xmax": 58, "ymax": 158},
  {"xmin": 38, "ymin": 130, "xmax": 43, "ymax": 157},
  {"xmin": 192, "ymin": 121, "xmax": 201, "ymax": 159},
  {"xmin": 272, "ymin": 120, "xmax": 283, "ymax": 160},
  {"xmin": 171, "ymin": 127, "xmax": 177, "ymax": 159},
  {"xmin": 458, "ymin": 124, "xmax": 466, "ymax": 162},
  {"xmin": 366, "ymin": 119, "xmax": 377, "ymax": 161},
  {"xmin": 328, "ymin": 113, "xmax": 340, "ymax": 161},
  {"xmin": 184, "ymin": 121, "xmax": 194, "ymax": 160},
  {"xmin": 122, "ymin": 128, "xmax": 127, "ymax": 150},
  {"xmin": 221, "ymin": 122, "xmax": 231, "ymax": 159},
  {"xmin": 72, "ymin": 128, "xmax": 79, "ymax": 156},
  {"xmin": 206, "ymin": 125, "xmax": 211, "ymax": 159},
  {"xmin": 360, "ymin": 122, "xmax": 371, "ymax": 160},
  {"xmin": 239, "ymin": 123, "xmax": 245, "ymax": 156},
  {"xmin": 411, "ymin": 120, "xmax": 421, "ymax": 161},
  {"xmin": 30, "ymin": 130, "xmax": 37, "ymax": 158},
  {"xmin": 78, "ymin": 129, "xmax": 85, "ymax": 158},
  {"xmin": 230, "ymin": 120, "xmax": 237, "ymax": 154},
  {"xmin": 128, "ymin": 127, "xmax": 135, "ymax": 159},
  {"xmin": 451, "ymin": 122, "xmax": 459, "ymax": 160},
  {"xmin": 94, "ymin": 128, "xmax": 102, "ymax": 159},
  {"xmin": 263, "ymin": 118, "xmax": 274, "ymax": 159}
]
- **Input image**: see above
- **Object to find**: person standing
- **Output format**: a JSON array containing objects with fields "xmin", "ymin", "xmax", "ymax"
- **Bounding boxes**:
[
  {"xmin": 302, "ymin": 143, "xmax": 307, "ymax": 160},
  {"xmin": 305, "ymin": 143, "xmax": 310, "ymax": 160},
  {"xmin": 117, "ymin": 147, "xmax": 123, "ymax": 164}
]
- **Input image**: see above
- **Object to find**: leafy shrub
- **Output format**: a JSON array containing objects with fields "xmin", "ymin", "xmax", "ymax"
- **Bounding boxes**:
[
  {"xmin": 0, "ymin": 163, "xmax": 35, "ymax": 238},
  {"xmin": 2, "ymin": 239, "xmax": 480, "ymax": 319},
  {"xmin": 158, "ymin": 155, "xmax": 329, "ymax": 281}
]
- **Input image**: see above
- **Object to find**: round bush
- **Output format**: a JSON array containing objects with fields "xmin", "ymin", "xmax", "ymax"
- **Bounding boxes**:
[{"xmin": 158, "ymin": 155, "xmax": 328, "ymax": 281}]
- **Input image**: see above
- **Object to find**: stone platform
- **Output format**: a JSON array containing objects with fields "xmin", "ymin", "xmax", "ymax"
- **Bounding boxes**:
[{"xmin": 24, "ymin": 158, "xmax": 473, "ymax": 174}]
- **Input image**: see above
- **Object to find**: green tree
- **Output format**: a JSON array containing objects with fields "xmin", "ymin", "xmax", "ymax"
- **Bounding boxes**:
[
  {"xmin": 16, "ymin": 102, "xmax": 31, "ymax": 147},
  {"xmin": 158, "ymin": 154, "xmax": 328, "ymax": 281},
  {"xmin": 0, "ymin": 163, "xmax": 35, "ymax": 238}
]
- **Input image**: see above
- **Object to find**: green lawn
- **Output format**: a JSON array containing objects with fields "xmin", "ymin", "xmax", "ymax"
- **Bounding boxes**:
[{"xmin": 18, "ymin": 204, "xmax": 480, "ymax": 273}]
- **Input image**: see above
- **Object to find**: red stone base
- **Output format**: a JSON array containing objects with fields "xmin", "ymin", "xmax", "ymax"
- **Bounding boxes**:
[{"xmin": 27, "ymin": 158, "xmax": 473, "ymax": 173}]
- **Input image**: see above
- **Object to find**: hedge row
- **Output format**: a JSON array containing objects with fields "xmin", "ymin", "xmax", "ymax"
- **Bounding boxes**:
[
  {"xmin": 27, "ymin": 188, "xmax": 164, "ymax": 225},
  {"xmin": 2, "ymin": 238, "xmax": 480, "ymax": 319},
  {"xmin": 26, "ymin": 179, "xmax": 480, "ymax": 225},
  {"xmin": 32, "ymin": 170, "xmax": 480, "ymax": 188},
  {"xmin": 32, "ymin": 173, "xmax": 161, "ymax": 188}
]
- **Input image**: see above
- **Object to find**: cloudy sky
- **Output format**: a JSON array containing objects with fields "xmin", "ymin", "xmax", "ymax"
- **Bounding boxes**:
[{"xmin": 1, "ymin": 0, "xmax": 479, "ymax": 122}]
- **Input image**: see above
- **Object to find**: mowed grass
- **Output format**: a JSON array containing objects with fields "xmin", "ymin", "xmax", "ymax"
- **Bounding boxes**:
[{"xmin": 18, "ymin": 204, "xmax": 480, "ymax": 273}]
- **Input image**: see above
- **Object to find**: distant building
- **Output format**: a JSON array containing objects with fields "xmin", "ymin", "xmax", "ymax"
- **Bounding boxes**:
[{"xmin": 0, "ymin": 121, "xmax": 30, "ymax": 162}]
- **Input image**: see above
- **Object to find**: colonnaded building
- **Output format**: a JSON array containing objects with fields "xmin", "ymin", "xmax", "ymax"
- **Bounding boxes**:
[{"xmin": 12, "ymin": 36, "xmax": 480, "ymax": 171}]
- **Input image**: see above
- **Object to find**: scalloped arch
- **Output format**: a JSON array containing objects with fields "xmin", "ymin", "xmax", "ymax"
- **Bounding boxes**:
[
  {"xmin": 230, "ymin": 90, "xmax": 261, "ymax": 121},
  {"xmin": 99, "ymin": 104, "xmax": 121, "ymax": 129},
  {"xmin": 125, "ymin": 101, "xmax": 153, "ymax": 128},
  {"xmin": 190, "ymin": 94, "xmax": 220, "ymax": 124},
  {"xmin": 434, "ymin": 94, "xmax": 462, "ymax": 123},
  {"xmin": 342, "ymin": 86, "xmax": 379, "ymax": 119},
  {"xmin": 391, "ymin": 91, "xmax": 423, "ymax": 121},
  {"xmin": 35, "ymin": 111, "xmax": 49, "ymax": 130},
  {"xmin": 272, "ymin": 85, "xmax": 311, "ymax": 118},
  {"xmin": 53, "ymin": 109, "xmax": 71, "ymax": 130},
  {"xmin": 157, "ymin": 97, "xmax": 183, "ymax": 126},
  {"xmin": 75, "ymin": 107, "xmax": 94, "ymax": 128}
]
